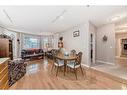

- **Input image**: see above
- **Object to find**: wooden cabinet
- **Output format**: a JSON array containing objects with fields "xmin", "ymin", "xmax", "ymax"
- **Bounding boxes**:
[
  {"xmin": 0, "ymin": 34, "xmax": 13, "ymax": 60},
  {"xmin": 0, "ymin": 58, "xmax": 9, "ymax": 90}
]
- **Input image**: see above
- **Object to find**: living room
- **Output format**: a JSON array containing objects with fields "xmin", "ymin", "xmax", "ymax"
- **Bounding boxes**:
[{"xmin": 1, "ymin": 5, "xmax": 127, "ymax": 91}]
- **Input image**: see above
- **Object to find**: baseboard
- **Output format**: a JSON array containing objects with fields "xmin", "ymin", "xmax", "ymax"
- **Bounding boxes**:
[
  {"xmin": 115, "ymin": 56, "xmax": 120, "ymax": 58},
  {"xmin": 116, "ymin": 56, "xmax": 127, "ymax": 60},
  {"xmin": 96, "ymin": 60, "xmax": 115, "ymax": 65},
  {"xmin": 81, "ymin": 64, "xmax": 90, "ymax": 68}
]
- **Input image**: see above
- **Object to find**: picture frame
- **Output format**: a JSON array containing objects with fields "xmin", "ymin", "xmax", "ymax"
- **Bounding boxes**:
[{"xmin": 73, "ymin": 30, "xmax": 80, "ymax": 37}]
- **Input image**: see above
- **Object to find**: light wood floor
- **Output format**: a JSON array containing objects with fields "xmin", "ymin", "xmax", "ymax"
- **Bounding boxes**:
[{"xmin": 10, "ymin": 58, "xmax": 127, "ymax": 89}]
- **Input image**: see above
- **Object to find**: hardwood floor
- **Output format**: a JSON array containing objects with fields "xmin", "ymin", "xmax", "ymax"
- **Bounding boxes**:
[{"xmin": 9, "ymin": 58, "xmax": 127, "ymax": 89}]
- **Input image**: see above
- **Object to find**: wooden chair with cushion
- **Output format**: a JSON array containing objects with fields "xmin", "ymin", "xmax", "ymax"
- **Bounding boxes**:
[
  {"xmin": 70, "ymin": 49, "xmax": 76, "ymax": 55},
  {"xmin": 51, "ymin": 49, "xmax": 64, "ymax": 76},
  {"xmin": 69, "ymin": 49, "xmax": 77, "ymax": 63},
  {"xmin": 67, "ymin": 52, "xmax": 85, "ymax": 79}
]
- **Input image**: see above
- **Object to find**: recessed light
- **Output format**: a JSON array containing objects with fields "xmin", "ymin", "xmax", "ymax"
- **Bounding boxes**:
[
  {"xmin": 59, "ymin": 16, "xmax": 64, "ymax": 19},
  {"xmin": 86, "ymin": 5, "xmax": 90, "ymax": 7}
]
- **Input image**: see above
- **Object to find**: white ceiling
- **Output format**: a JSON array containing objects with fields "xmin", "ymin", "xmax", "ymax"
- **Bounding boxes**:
[{"xmin": 0, "ymin": 6, "xmax": 127, "ymax": 34}]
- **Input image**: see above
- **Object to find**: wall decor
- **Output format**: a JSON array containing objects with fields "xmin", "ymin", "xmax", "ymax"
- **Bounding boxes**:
[
  {"xmin": 103, "ymin": 35, "xmax": 108, "ymax": 41},
  {"xmin": 59, "ymin": 37, "xmax": 63, "ymax": 41},
  {"xmin": 17, "ymin": 39, "xmax": 20, "ymax": 44},
  {"xmin": 73, "ymin": 30, "xmax": 80, "ymax": 37}
]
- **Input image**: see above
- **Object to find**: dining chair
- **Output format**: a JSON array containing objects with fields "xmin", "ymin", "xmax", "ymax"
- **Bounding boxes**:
[
  {"xmin": 51, "ymin": 49, "xmax": 64, "ymax": 76},
  {"xmin": 69, "ymin": 49, "xmax": 77, "ymax": 63},
  {"xmin": 67, "ymin": 52, "xmax": 85, "ymax": 79},
  {"xmin": 70, "ymin": 49, "xmax": 76, "ymax": 55}
]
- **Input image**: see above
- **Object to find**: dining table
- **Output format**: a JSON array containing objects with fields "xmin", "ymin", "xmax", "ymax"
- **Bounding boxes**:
[{"xmin": 55, "ymin": 53, "xmax": 77, "ymax": 76}]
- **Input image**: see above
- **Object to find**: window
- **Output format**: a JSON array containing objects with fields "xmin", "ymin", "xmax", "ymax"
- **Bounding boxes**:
[
  {"xmin": 42, "ymin": 36, "xmax": 54, "ymax": 49},
  {"xmin": 23, "ymin": 35, "xmax": 40, "ymax": 49},
  {"xmin": 43, "ymin": 38, "xmax": 48, "ymax": 49},
  {"xmin": 22, "ymin": 34, "xmax": 54, "ymax": 50}
]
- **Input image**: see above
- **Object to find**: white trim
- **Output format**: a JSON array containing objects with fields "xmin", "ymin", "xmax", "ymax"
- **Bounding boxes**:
[
  {"xmin": 96, "ymin": 60, "xmax": 115, "ymax": 65},
  {"xmin": 81, "ymin": 63, "xmax": 90, "ymax": 68},
  {"xmin": 115, "ymin": 56, "xmax": 120, "ymax": 58},
  {"xmin": 116, "ymin": 56, "xmax": 127, "ymax": 60},
  {"xmin": 119, "ymin": 38, "xmax": 121, "ymax": 57}
]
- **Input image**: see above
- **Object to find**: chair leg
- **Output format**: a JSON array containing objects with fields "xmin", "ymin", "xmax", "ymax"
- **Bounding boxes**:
[
  {"xmin": 74, "ymin": 68, "xmax": 77, "ymax": 80},
  {"xmin": 56, "ymin": 66, "xmax": 59, "ymax": 76},
  {"xmin": 70, "ymin": 68, "xmax": 72, "ymax": 72},
  {"xmin": 80, "ymin": 66, "xmax": 84, "ymax": 76},
  {"xmin": 51, "ymin": 64, "xmax": 54, "ymax": 72},
  {"xmin": 64, "ymin": 64, "xmax": 66, "ymax": 76},
  {"xmin": 80, "ymin": 66, "xmax": 86, "ymax": 78},
  {"xmin": 84, "ymin": 70, "xmax": 86, "ymax": 78},
  {"xmin": 67, "ymin": 67, "xmax": 69, "ymax": 73}
]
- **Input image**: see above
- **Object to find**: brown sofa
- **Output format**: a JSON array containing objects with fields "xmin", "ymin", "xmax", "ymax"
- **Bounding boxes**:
[{"xmin": 21, "ymin": 49, "xmax": 44, "ymax": 60}]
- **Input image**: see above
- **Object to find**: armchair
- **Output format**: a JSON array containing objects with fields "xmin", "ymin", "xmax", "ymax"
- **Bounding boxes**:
[{"xmin": 8, "ymin": 59, "xmax": 27, "ymax": 86}]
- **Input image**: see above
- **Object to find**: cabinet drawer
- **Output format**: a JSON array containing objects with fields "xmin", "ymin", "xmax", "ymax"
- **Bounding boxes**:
[
  {"xmin": 0, "ymin": 80, "xmax": 9, "ymax": 90},
  {"xmin": 0, "ymin": 72, "xmax": 8, "ymax": 87},
  {"xmin": 3, "ymin": 80, "xmax": 9, "ymax": 90},
  {"xmin": 0, "ymin": 61, "xmax": 8, "ymax": 72},
  {"xmin": 0, "ymin": 65, "xmax": 8, "ymax": 80}
]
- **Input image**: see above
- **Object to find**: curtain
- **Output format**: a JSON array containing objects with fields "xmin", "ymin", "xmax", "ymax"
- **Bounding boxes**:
[
  {"xmin": 22, "ymin": 33, "xmax": 41, "ymax": 49},
  {"xmin": 21, "ymin": 33, "xmax": 54, "ymax": 51},
  {"xmin": 41, "ymin": 35, "xmax": 54, "ymax": 51}
]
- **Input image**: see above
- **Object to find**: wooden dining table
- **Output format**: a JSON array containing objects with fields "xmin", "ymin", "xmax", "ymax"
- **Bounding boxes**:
[{"xmin": 55, "ymin": 53, "xmax": 77, "ymax": 76}]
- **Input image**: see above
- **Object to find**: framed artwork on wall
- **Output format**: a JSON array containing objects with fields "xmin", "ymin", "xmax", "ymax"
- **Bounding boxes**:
[
  {"xmin": 73, "ymin": 30, "xmax": 80, "ymax": 37},
  {"xmin": 102, "ymin": 35, "xmax": 108, "ymax": 42}
]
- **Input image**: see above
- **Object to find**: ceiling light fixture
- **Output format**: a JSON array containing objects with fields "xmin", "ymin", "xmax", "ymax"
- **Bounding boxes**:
[
  {"xmin": 3, "ymin": 9, "xmax": 13, "ymax": 24},
  {"xmin": 119, "ymin": 23, "xmax": 127, "ymax": 28},
  {"xmin": 116, "ymin": 29, "xmax": 127, "ymax": 33},
  {"xmin": 110, "ymin": 16, "xmax": 120, "ymax": 22},
  {"xmin": 52, "ymin": 10, "xmax": 67, "ymax": 23},
  {"xmin": 109, "ymin": 13, "xmax": 127, "ymax": 22},
  {"xmin": 86, "ymin": 5, "xmax": 90, "ymax": 7}
]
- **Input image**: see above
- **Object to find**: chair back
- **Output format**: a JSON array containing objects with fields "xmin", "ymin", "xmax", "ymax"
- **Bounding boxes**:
[
  {"xmin": 70, "ymin": 50, "xmax": 76, "ymax": 55},
  {"xmin": 51, "ymin": 49, "xmax": 58, "ymax": 63},
  {"xmin": 52, "ymin": 49, "xmax": 58, "ymax": 56},
  {"xmin": 76, "ymin": 52, "xmax": 82, "ymax": 65}
]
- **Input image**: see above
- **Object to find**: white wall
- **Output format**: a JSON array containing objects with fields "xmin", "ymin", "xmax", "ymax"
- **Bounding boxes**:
[
  {"xmin": 96, "ymin": 24, "xmax": 115, "ymax": 65},
  {"xmin": 59, "ymin": 21, "xmax": 90, "ymax": 66}
]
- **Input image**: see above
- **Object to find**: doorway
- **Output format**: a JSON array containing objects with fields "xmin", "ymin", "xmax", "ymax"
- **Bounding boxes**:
[
  {"xmin": 115, "ymin": 32, "xmax": 127, "ymax": 67},
  {"xmin": 90, "ymin": 33, "xmax": 95, "ymax": 65}
]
